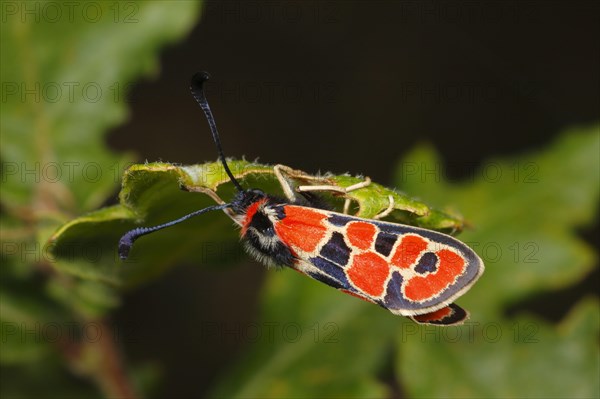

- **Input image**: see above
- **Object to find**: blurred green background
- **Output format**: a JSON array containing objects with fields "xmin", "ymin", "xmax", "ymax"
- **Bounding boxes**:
[{"xmin": 1, "ymin": 1, "xmax": 598, "ymax": 398}]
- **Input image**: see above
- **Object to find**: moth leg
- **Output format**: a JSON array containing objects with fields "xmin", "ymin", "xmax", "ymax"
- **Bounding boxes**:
[
  {"xmin": 296, "ymin": 177, "xmax": 372, "ymax": 215},
  {"xmin": 274, "ymin": 164, "xmax": 343, "ymax": 200},
  {"xmin": 343, "ymin": 198, "xmax": 351, "ymax": 215},
  {"xmin": 339, "ymin": 178, "xmax": 374, "ymax": 215},
  {"xmin": 274, "ymin": 164, "xmax": 375, "ymax": 215},
  {"xmin": 338, "ymin": 177, "xmax": 372, "ymax": 193},
  {"xmin": 295, "ymin": 176, "xmax": 372, "ymax": 195},
  {"xmin": 274, "ymin": 164, "xmax": 303, "ymax": 202}
]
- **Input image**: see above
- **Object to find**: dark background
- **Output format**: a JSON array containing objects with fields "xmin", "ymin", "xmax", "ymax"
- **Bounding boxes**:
[{"xmin": 108, "ymin": 1, "xmax": 599, "ymax": 397}]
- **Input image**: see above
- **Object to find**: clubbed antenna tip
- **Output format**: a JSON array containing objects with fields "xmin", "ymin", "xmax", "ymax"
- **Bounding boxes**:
[
  {"xmin": 118, "ymin": 203, "xmax": 232, "ymax": 260},
  {"xmin": 189, "ymin": 71, "xmax": 244, "ymax": 192}
]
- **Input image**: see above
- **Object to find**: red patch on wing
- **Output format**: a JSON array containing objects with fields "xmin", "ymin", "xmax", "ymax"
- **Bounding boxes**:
[
  {"xmin": 404, "ymin": 249, "xmax": 465, "ymax": 301},
  {"xmin": 390, "ymin": 235, "xmax": 428, "ymax": 268},
  {"xmin": 346, "ymin": 221, "xmax": 377, "ymax": 250},
  {"xmin": 274, "ymin": 206, "xmax": 328, "ymax": 253},
  {"xmin": 347, "ymin": 252, "xmax": 390, "ymax": 297},
  {"xmin": 412, "ymin": 306, "xmax": 453, "ymax": 323}
]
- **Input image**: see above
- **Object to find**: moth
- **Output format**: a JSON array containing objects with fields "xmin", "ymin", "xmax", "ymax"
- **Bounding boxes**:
[{"xmin": 119, "ymin": 72, "xmax": 484, "ymax": 325}]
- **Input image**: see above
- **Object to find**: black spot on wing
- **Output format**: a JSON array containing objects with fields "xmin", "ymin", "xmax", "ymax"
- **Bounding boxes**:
[
  {"xmin": 383, "ymin": 270, "xmax": 449, "ymax": 312},
  {"xmin": 320, "ymin": 232, "xmax": 351, "ymax": 266},
  {"xmin": 383, "ymin": 271, "xmax": 406, "ymax": 310},
  {"xmin": 373, "ymin": 219, "xmax": 462, "ymax": 250},
  {"xmin": 374, "ymin": 231, "xmax": 396, "ymax": 257},
  {"xmin": 414, "ymin": 252, "xmax": 438, "ymax": 274},
  {"xmin": 372, "ymin": 220, "xmax": 414, "ymax": 235},
  {"xmin": 373, "ymin": 219, "xmax": 484, "ymax": 303},
  {"xmin": 328, "ymin": 214, "xmax": 353, "ymax": 227},
  {"xmin": 309, "ymin": 256, "xmax": 349, "ymax": 287}
]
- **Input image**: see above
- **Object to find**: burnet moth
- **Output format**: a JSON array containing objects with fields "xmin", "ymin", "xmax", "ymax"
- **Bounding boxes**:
[{"xmin": 119, "ymin": 72, "xmax": 484, "ymax": 326}]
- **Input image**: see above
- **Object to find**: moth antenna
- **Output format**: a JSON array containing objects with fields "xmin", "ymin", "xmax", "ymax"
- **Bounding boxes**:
[
  {"xmin": 119, "ymin": 203, "xmax": 231, "ymax": 260},
  {"xmin": 190, "ymin": 72, "xmax": 244, "ymax": 192}
]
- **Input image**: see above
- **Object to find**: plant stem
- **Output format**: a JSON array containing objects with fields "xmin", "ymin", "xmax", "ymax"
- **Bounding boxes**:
[{"xmin": 61, "ymin": 318, "xmax": 140, "ymax": 399}]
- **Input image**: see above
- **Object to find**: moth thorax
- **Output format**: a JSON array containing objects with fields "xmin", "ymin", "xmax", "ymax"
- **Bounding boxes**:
[
  {"xmin": 246, "ymin": 205, "xmax": 279, "ymax": 245},
  {"xmin": 241, "ymin": 203, "xmax": 295, "ymax": 268}
]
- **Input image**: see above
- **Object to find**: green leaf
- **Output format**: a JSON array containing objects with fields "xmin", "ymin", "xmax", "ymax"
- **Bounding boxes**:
[
  {"xmin": 1, "ymin": 0, "xmax": 201, "ymax": 296},
  {"xmin": 1, "ymin": 2, "xmax": 202, "ymax": 396},
  {"xmin": 397, "ymin": 298, "xmax": 599, "ymax": 399},
  {"xmin": 0, "ymin": 288, "xmax": 63, "ymax": 365},
  {"xmin": 395, "ymin": 126, "xmax": 599, "ymax": 398},
  {"xmin": 398, "ymin": 128, "xmax": 599, "ymax": 311},
  {"xmin": 0, "ymin": 363, "xmax": 101, "ymax": 399},
  {"xmin": 209, "ymin": 271, "xmax": 396, "ymax": 398},
  {"xmin": 208, "ymin": 126, "xmax": 598, "ymax": 398},
  {"xmin": 49, "ymin": 160, "xmax": 462, "ymax": 288},
  {"xmin": 1, "ymin": 1, "xmax": 201, "ymax": 214}
]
